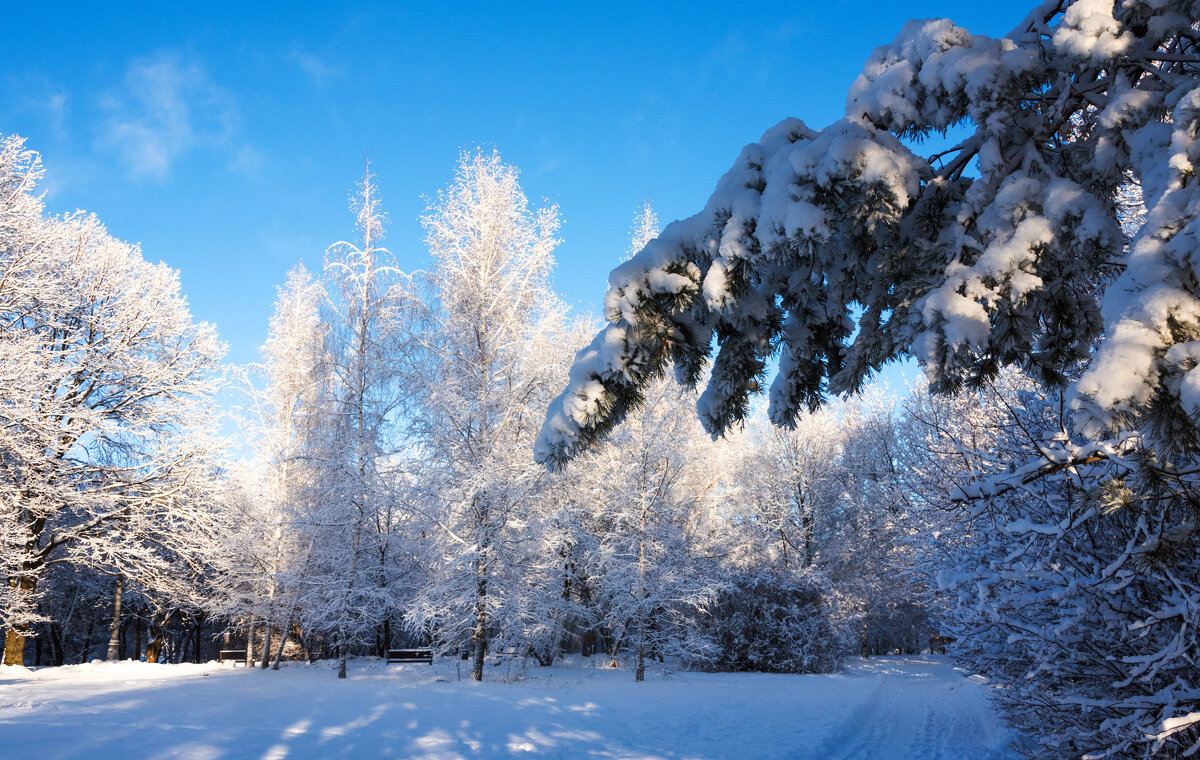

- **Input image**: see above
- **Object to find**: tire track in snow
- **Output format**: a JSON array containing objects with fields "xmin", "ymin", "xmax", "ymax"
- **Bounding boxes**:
[{"xmin": 811, "ymin": 657, "xmax": 1015, "ymax": 760}]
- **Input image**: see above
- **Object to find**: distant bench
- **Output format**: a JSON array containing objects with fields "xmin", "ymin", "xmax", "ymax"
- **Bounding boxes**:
[
  {"xmin": 219, "ymin": 649, "xmax": 248, "ymax": 666},
  {"xmin": 387, "ymin": 648, "xmax": 433, "ymax": 664}
]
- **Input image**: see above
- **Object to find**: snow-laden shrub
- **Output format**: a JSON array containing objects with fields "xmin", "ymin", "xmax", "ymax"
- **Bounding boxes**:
[{"xmin": 692, "ymin": 569, "xmax": 846, "ymax": 674}]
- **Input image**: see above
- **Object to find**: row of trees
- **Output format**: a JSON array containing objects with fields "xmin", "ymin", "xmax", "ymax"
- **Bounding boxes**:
[
  {"xmin": 0, "ymin": 140, "xmax": 942, "ymax": 686},
  {"xmin": 219, "ymin": 153, "xmax": 938, "ymax": 683}
]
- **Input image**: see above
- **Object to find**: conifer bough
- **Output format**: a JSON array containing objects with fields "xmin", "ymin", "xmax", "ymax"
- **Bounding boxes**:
[{"xmin": 536, "ymin": 0, "xmax": 1200, "ymax": 466}]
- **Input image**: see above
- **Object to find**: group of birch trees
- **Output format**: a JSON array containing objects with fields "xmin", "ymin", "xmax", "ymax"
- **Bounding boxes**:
[
  {"xmin": 0, "ymin": 134, "xmax": 944, "ymax": 691},
  {"xmin": 218, "ymin": 152, "xmax": 934, "ymax": 682}
]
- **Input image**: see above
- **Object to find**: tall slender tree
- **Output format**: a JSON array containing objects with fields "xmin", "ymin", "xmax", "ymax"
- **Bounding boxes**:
[
  {"xmin": 314, "ymin": 168, "xmax": 413, "ymax": 679},
  {"xmin": 411, "ymin": 149, "xmax": 562, "ymax": 681}
]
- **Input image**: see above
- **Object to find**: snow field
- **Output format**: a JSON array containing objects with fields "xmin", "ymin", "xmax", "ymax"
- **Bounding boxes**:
[{"xmin": 0, "ymin": 655, "xmax": 1015, "ymax": 760}]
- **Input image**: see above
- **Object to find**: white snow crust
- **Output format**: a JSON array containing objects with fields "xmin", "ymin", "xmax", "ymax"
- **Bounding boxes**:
[{"xmin": 0, "ymin": 656, "xmax": 1015, "ymax": 759}]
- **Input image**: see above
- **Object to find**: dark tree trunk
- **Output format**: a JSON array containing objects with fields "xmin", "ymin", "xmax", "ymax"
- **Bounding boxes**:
[
  {"xmin": 290, "ymin": 620, "xmax": 309, "ymax": 662},
  {"xmin": 472, "ymin": 560, "xmax": 488, "ymax": 682},
  {"xmin": 144, "ymin": 613, "xmax": 166, "ymax": 663},
  {"xmin": 271, "ymin": 624, "xmax": 289, "ymax": 670},
  {"xmin": 260, "ymin": 624, "xmax": 272, "ymax": 669},
  {"xmin": 82, "ymin": 617, "xmax": 95, "ymax": 663},
  {"xmin": 107, "ymin": 575, "xmax": 123, "ymax": 660},
  {"xmin": 193, "ymin": 615, "xmax": 203, "ymax": 663},
  {"xmin": 49, "ymin": 622, "xmax": 65, "ymax": 666},
  {"xmin": 3, "ymin": 575, "xmax": 37, "ymax": 666}
]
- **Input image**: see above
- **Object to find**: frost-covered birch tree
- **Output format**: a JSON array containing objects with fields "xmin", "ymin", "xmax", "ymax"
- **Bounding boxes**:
[
  {"xmin": 213, "ymin": 263, "xmax": 329, "ymax": 668},
  {"xmin": 311, "ymin": 169, "xmax": 414, "ymax": 679},
  {"xmin": 410, "ymin": 149, "xmax": 562, "ymax": 681}
]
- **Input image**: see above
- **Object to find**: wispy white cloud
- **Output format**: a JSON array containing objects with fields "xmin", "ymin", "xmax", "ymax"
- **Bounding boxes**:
[
  {"xmin": 288, "ymin": 47, "xmax": 343, "ymax": 88},
  {"xmin": 0, "ymin": 73, "xmax": 72, "ymax": 140},
  {"xmin": 34, "ymin": 92, "xmax": 70, "ymax": 138},
  {"xmin": 97, "ymin": 53, "xmax": 241, "ymax": 179}
]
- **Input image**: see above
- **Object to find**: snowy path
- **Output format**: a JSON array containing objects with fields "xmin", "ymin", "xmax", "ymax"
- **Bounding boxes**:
[{"xmin": 0, "ymin": 655, "xmax": 1015, "ymax": 759}]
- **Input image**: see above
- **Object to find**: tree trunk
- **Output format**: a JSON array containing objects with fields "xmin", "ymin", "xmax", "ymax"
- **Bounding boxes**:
[
  {"xmin": 145, "ymin": 613, "xmax": 165, "ymax": 663},
  {"xmin": 180, "ymin": 624, "xmax": 192, "ymax": 664},
  {"xmin": 290, "ymin": 620, "xmax": 309, "ymax": 662},
  {"xmin": 338, "ymin": 516, "xmax": 365, "ymax": 680},
  {"xmin": 472, "ymin": 558, "xmax": 488, "ymax": 682},
  {"xmin": 260, "ymin": 624, "xmax": 272, "ymax": 669},
  {"xmin": 271, "ymin": 624, "xmax": 289, "ymax": 670},
  {"xmin": 107, "ymin": 575, "xmax": 123, "ymax": 661},
  {"xmin": 245, "ymin": 617, "xmax": 256, "ymax": 668},
  {"xmin": 635, "ymin": 627, "xmax": 645, "ymax": 682},
  {"xmin": 636, "ymin": 499, "xmax": 647, "ymax": 683},
  {"xmin": 82, "ymin": 617, "xmax": 95, "ymax": 663},
  {"xmin": 49, "ymin": 622, "xmax": 65, "ymax": 666},
  {"xmin": 193, "ymin": 614, "xmax": 203, "ymax": 663},
  {"xmin": 3, "ymin": 575, "xmax": 37, "ymax": 666}
]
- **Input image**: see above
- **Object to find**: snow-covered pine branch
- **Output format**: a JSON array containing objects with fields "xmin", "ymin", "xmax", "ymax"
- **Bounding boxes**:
[{"xmin": 536, "ymin": 0, "xmax": 1198, "ymax": 466}]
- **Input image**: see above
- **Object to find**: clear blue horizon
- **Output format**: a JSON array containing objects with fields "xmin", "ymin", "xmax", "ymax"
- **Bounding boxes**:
[{"xmin": 3, "ymin": 1, "xmax": 1016, "ymax": 374}]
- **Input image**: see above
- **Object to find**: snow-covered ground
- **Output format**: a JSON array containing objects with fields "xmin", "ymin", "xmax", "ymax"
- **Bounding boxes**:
[{"xmin": 0, "ymin": 655, "xmax": 1015, "ymax": 759}]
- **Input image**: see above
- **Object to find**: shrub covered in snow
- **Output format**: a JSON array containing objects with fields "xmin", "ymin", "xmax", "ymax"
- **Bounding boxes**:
[{"xmin": 692, "ymin": 568, "xmax": 846, "ymax": 674}]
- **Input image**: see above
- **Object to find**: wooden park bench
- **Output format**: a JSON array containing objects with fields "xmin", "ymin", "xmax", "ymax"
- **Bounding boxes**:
[
  {"xmin": 386, "ymin": 648, "xmax": 433, "ymax": 664},
  {"xmin": 219, "ymin": 649, "xmax": 248, "ymax": 667}
]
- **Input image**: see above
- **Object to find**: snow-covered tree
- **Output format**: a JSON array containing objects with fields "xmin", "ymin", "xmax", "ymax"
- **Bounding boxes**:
[
  {"xmin": 625, "ymin": 200, "xmax": 659, "ymax": 262},
  {"xmin": 742, "ymin": 405, "xmax": 843, "ymax": 570},
  {"xmin": 308, "ymin": 168, "xmax": 415, "ymax": 679},
  {"xmin": 576, "ymin": 375, "xmax": 725, "ymax": 680},
  {"xmin": 0, "ymin": 135, "xmax": 225, "ymax": 665},
  {"xmin": 902, "ymin": 369, "xmax": 1200, "ymax": 759},
  {"xmin": 408, "ymin": 149, "xmax": 563, "ymax": 681}
]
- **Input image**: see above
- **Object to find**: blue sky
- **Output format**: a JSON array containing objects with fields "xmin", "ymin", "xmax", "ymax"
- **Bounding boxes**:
[{"xmin": 2, "ymin": 1, "xmax": 1017, "ymax": 368}]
